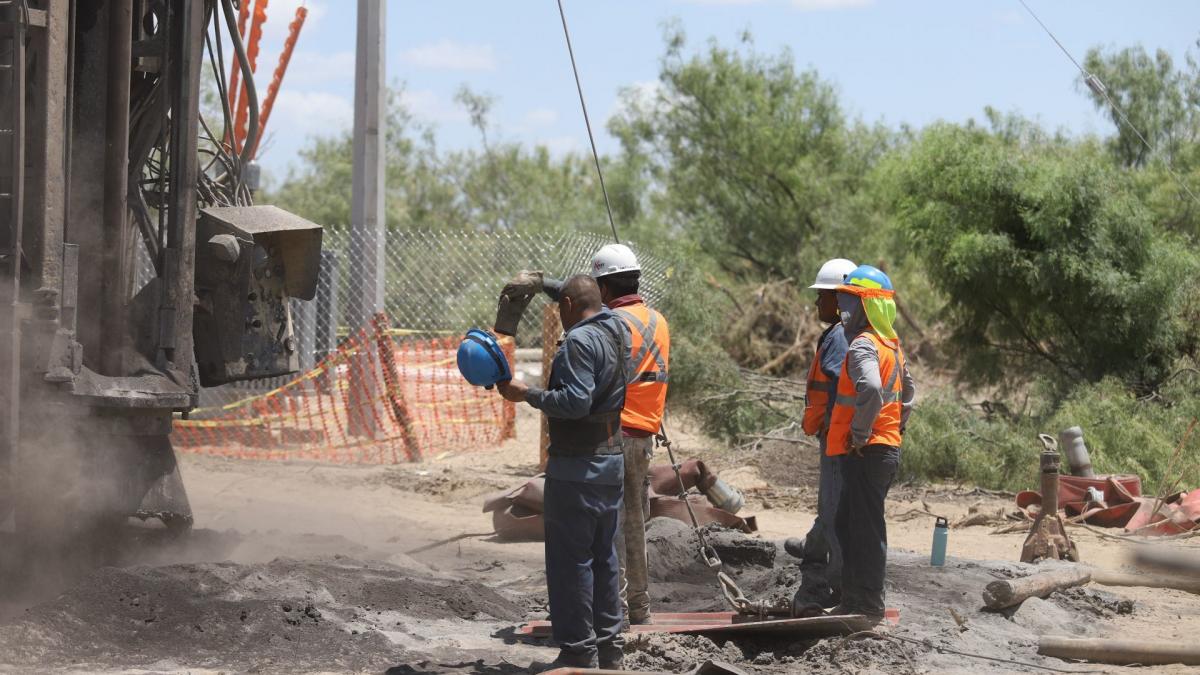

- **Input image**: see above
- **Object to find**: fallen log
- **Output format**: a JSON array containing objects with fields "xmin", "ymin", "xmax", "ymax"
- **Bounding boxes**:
[
  {"xmin": 1038, "ymin": 637, "xmax": 1200, "ymax": 666},
  {"xmin": 1131, "ymin": 547, "xmax": 1200, "ymax": 578},
  {"xmin": 1090, "ymin": 569, "xmax": 1200, "ymax": 595},
  {"xmin": 981, "ymin": 567, "xmax": 1091, "ymax": 610}
]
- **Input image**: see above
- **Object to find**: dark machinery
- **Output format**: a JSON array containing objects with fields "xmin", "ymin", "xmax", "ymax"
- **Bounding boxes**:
[{"xmin": 0, "ymin": 0, "xmax": 320, "ymax": 570}]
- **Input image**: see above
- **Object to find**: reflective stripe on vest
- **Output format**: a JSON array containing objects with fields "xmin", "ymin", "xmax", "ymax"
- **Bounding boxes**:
[
  {"xmin": 613, "ymin": 305, "xmax": 670, "ymax": 434},
  {"xmin": 802, "ymin": 334, "xmax": 837, "ymax": 437},
  {"xmin": 825, "ymin": 332, "xmax": 906, "ymax": 456}
]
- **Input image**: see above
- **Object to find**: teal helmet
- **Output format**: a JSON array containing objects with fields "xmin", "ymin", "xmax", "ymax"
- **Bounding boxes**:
[{"xmin": 457, "ymin": 328, "xmax": 512, "ymax": 388}]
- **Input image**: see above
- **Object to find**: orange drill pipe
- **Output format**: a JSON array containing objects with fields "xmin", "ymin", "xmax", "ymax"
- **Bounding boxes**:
[
  {"xmin": 250, "ymin": 5, "xmax": 307, "ymax": 160},
  {"xmin": 226, "ymin": 0, "xmax": 251, "ymax": 138},
  {"xmin": 234, "ymin": 0, "xmax": 270, "ymax": 153}
]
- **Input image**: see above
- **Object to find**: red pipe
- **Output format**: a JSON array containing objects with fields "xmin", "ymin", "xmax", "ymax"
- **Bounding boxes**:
[
  {"xmin": 227, "ymin": 0, "xmax": 251, "ymax": 137},
  {"xmin": 540, "ymin": 662, "xmax": 672, "ymax": 667},
  {"xmin": 234, "ymin": 0, "xmax": 270, "ymax": 152},
  {"xmin": 249, "ymin": 4, "xmax": 306, "ymax": 160}
]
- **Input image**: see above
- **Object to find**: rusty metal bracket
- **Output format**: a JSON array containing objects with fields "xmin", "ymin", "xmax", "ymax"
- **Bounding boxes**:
[{"xmin": 1021, "ymin": 434, "xmax": 1080, "ymax": 563}]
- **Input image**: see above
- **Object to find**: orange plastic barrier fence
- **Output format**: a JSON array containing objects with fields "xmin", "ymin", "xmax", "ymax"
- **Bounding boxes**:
[{"xmin": 173, "ymin": 313, "xmax": 516, "ymax": 463}]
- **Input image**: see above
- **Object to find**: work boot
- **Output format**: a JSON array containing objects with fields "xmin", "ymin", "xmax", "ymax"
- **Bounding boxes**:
[
  {"xmin": 598, "ymin": 644, "xmax": 625, "ymax": 670},
  {"xmin": 827, "ymin": 604, "xmax": 884, "ymax": 626},
  {"xmin": 628, "ymin": 609, "xmax": 652, "ymax": 626},
  {"xmin": 529, "ymin": 652, "xmax": 598, "ymax": 673},
  {"xmin": 784, "ymin": 537, "xmax": 806, "ymax": 560}
]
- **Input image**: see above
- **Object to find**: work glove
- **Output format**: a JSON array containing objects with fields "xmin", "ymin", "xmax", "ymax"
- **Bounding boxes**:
[{"xmin": 493, "ymin": 270, "xmax": 543, "ymax": 337}]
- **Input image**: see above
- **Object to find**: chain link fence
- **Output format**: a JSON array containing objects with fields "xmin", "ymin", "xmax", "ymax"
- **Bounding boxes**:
[
  {"xmin": 134, "ymin": 229, "xmax": 672, "ymax": 461},
  {"xmin": 323, "ymin": 229, "xmax": 671, "ymax": 345},
  {"xmin": 137, "ymin": 228, "xmax": 671, "ymax": 407}
]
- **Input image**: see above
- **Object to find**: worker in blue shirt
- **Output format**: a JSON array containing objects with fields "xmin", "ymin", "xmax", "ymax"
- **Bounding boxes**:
[{"xmin": 496, "ymin": 274, "xmax": 629, "ymax": 672}]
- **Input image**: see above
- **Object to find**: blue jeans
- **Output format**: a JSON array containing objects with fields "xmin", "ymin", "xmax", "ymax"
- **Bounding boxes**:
[
  {"xmin": 796, "ymin": 451, "xmax": 843, "ymax": 605},
  {"xmin": 544, "ymin": 476, "xmax": 624, "ymax": 665},
  {"xmin": 834, "ymin": 446, "xmax": 900, "ymax": 614}
]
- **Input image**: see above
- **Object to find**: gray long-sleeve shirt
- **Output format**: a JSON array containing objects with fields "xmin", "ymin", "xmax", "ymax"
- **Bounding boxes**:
[
  {"xmin": 838, "ymin": 294, "xmax": 916, "ymax": 448},
  {"xmin": 525, "ymin": 309, "xmax": 628, "ymax": 485}
]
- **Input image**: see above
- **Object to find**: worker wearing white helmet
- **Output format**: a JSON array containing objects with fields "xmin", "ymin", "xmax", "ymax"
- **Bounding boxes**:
[
  {"xmin": 785, "ymin": 258, "xmax": 857, "ymax": 616},
  {"xmin": 591, "ymin": 243, "xmax": 668, "ymax": 631}
]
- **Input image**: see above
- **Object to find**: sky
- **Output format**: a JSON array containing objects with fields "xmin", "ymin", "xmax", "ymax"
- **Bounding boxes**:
[{"xmin": 242, "ymin": 0, "xmax": 1200, "ymax": 182}]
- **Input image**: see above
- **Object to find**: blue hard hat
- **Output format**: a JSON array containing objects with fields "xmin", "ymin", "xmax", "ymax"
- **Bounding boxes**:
[
  {"xmin": 842, "ymin": 264, "xmax": 893, "ymax": 292},
  {"xmin": 457, "ymin": 328, "xmax": 513, "ymax": 388}
]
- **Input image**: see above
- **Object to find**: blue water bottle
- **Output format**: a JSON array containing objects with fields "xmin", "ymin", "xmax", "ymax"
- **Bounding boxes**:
[{"xmin": 931, "ymin": 516, "xmax": 949, "ymax": 567}]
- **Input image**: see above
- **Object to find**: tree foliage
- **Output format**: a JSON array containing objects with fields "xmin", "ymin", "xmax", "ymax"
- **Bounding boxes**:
[
  {"xmin": 263, "ymin": 30, "xmax": 1200, "ymax": 488},
  {"xmin": 1082, "ymin": 44, "xmax": 1200, "ymax": 168},
  {"xmin": 1082, "ymin": 43, "xmax": 1200, "ymax": 234},
  {"xmin": 266, "ymin": 87, "xmax": 620, "ymax": 238},
  {"xmin": 611, "ymin": 28, "xmax": 890, "ymax": 281},
  {"xmin": 885, "ymin": 122, "xmax": 1200, "ymax": 392}
]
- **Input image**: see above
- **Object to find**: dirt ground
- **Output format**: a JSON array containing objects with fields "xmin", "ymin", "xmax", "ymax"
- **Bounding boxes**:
[{"xmin": 1, "ymin": 404, "xmax": 1198, "ymax": 674}]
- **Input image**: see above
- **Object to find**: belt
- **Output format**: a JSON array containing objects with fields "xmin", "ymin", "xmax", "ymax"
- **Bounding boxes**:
[{"xmin": 858, "ymin": 443, "xmax": 897, "ymax": 455}]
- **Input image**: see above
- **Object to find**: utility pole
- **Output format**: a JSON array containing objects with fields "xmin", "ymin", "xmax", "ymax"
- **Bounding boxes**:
[
  {"xmin": 348, "ymin": 0, "xmax": 386, "ymax": 438},
  {"xmin": 349, "ymin": 0, "xmax": 386, "ymax": 328}
]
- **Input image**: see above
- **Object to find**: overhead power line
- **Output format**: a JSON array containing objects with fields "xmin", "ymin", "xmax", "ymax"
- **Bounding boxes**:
[
  {"xmin": 555, "ymin": 0, "xmax": 621, "ymax": 244},
  {"xmin": 1016, "ymin": 0, "xmax": 1200, "ymax": 207}
]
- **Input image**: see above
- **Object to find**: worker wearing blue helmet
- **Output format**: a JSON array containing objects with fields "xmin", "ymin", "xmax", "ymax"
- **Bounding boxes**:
[
  {"xmin": 493, "ymin": 274, "xmax": 630, "ymax": 672},
  {"xmin": 826, "ymin": 264, "xmax": 916, "ymax": 622}
]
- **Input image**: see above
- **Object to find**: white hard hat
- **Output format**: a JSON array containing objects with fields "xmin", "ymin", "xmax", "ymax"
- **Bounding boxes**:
[
  {"xmin": 591, "ymin": 243, "xmax": 641, "ymax": 278},
  {"xmin": 810, "ymin": 258, "xmax": 857, "ymax": 290}
]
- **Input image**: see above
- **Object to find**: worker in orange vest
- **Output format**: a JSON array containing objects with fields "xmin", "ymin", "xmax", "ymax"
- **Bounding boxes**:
[
  {"xmin": 590, "ymin": 244, "xmax": 669, "ymax": 627},
  {"xmin": 785, "ymin": 258, "xmax": 858, "ymax": 617},
  {"xmin": 825, "ymin": 265, "xmax": 915, "ymax": 621}
]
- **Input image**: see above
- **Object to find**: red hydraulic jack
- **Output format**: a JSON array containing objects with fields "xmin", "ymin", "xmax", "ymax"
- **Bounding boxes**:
[{"xmin": 519, "ymin": 431, "xmax": 886, "ymax": 641}]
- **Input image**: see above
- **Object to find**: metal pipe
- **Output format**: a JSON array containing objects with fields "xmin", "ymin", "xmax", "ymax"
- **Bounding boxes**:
[
  {"xmin": 3, "ymin": 0, "xmax": 29, "ymax": 513},
  {"xmin": 100, "ymin": 0, "xmax": 133, "ymax": 375},
  {"xmin": 1058, "ymin": 426, "xmax": 1095, "ymax": 477},
  {"xmin": 157, "ymin": 0, "xmax": 204, "ymax": 370},
  {"xmin": 1039, "ymin": 442, "xmax": 1060, "ymax": 516}
]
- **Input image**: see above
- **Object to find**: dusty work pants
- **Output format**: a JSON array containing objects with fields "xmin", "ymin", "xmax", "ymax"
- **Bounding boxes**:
[
  {"xmin": 834, "ymin": 445, "xmax": 900, "ymax": 615},
  {"xmin": 795, "ymin": 451, "xmax": 844, "ymax": 607},
  {"xmin": 544, "ymin": 476, "xmax": 625, "ymax": 666},
  {"xmin": 615, "ymin": 435, "xmax": 653, "ymax": 622}
]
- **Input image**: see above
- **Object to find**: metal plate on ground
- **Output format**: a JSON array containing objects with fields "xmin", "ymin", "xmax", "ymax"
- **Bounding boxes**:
[{"xmin": 517, "ymin": 612, "xmax": 875, "ymax": 638}]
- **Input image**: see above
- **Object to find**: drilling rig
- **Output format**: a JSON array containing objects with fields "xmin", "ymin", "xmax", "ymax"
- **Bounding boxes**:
[{"xmin": 0, "ymin": 0, "xmax": 320, "ymax": 569}]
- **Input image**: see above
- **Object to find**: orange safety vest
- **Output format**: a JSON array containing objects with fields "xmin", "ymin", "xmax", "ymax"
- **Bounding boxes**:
[
  {"xmin": 801, "ymin": 327, "xmax": 838, "ymax": 437},
  {"xmin": 826, "ymin": 331, "xmax": 906, "ymax": 457},
  {"xmin": 612, "ymin": 304, "xmax": 670, "ymax": 434}
]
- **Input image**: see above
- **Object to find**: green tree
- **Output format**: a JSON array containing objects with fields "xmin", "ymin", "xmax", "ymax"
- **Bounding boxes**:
[
  {"xmin": 885, "ymin": 121, "xmax": 1200, "ymax": 392},
  {"xmin": 1082, "ymin": 44, "xmax": 1200, "ymax": 169},
  {"xmin": 1082, "ymin": 42, "xmax": 1200, "ymax": 234},
  {"xmin": 265, "ymin": 88, "xmax": 462, "ymax": 230},
  {"xmin": 610, "ymin": 28, "xmax": 891, "ymax": 280},
  {"xmin": 266, "ymin": 84, "xmax": 632, "ymax": 239}
]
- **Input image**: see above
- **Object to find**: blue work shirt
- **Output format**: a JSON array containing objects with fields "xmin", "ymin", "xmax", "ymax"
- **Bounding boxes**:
[
  {"xmin": 816, "ymin": 322, "xmax": 849, "ymax": 454},
  {"xmin": 526, "ymin": 309, "xmax": 628, "ymax": 486}
]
